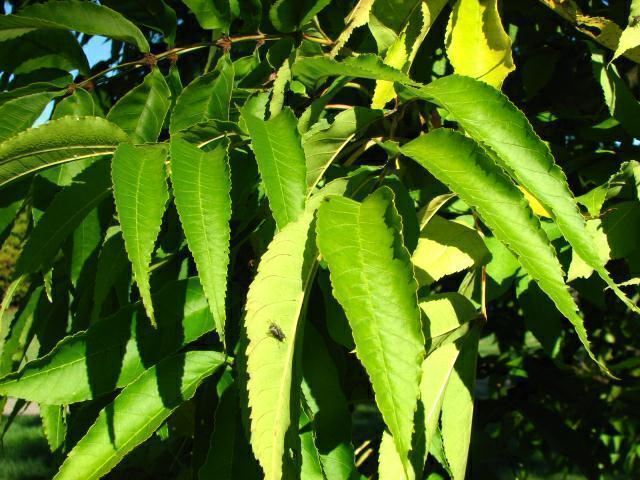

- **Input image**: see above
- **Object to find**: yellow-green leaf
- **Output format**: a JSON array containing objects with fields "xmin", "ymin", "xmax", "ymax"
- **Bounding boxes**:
[
  {"xmin": 411, "ymin": 215, "xmax": 490, "ymax": 286},
  {"xmin": 245, "ymin": 210, "xmax": 318, "ymax": 480},
  {"xmin": 445, "ymin": 0, "xmax": 515, "ymax": 88},
  {"xmin": 316, "ymin": 187, "xmax": 424, "ymax": 476},
  {"xmin": 372, "ymin": 0, "xmax": 447, "ymax": 107}
]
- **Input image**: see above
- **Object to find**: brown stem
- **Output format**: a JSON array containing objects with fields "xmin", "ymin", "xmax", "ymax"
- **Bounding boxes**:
[{"xmin": 74, "ymin": 32, "xmax": 333, "ymax": 90}]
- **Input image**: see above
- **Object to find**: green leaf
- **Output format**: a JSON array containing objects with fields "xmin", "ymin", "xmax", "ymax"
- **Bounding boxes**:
[
  {"xmin": 371, "ymin": 0, "xmax": 447, "ymax": 107},
  {"xmin": 41, "ymin": 404, "xmax": 66, "ymax": 454},
  {"xmin": 112, "ymin": 143, "xmax": 169, "ymax": 326},
  {"xmin": 300, "ymin": 409, "xmax": 326, "ymax": 480},
  {"xmin": 269, "ymin": 0, "xmax": 331, "ymax": 33},
  {"xmin": 401, "ymin": 129, "xmax": 608, "ymax": 372},
  {"xmin": 0, "ymin": 278, "xmax": 215, "ymax": 404},
  {"xmin": 330, "ymin": 0, "xmax": 376, "ymax": 58},
  {"xmin": 182, "ymin": 0, "xmax": 231, "ymax": 31},
  {"xmin": 411, "ymin": 215, "xmax": 490, "ymax": 286},
  {"xmin": 613, "ymin": 0, "xmax": 640, "ymax": 61},
  {"xmin": 302, "ymin": 107, "xmax": 383, "ymax": 193},
  {"xmin": 90, "ymin": 229, "xmax": 129, "ymax": 322},
  {"xmin": 302, "ymin": 323, "xmax": 357, "ymax": 480},
  {"xmin": 0, "ymin": 0, "xmax": 150, "ymax": 52},
  {"xmin": 245, "ymin": 210, "xmax": 318, "ymax": 480},
  {"xmin": 0, "ymin": 90, "xmax": 62, "ymax": 143},
  {"xmin": 0, "ymin": 181, "xmax": 27, "ymax": 239},
  {"xmin": 0, "ymin": 29, "xmax": 89, "ymax": 76},
  {"xmin": 592, "ymin": 50, "xmax": 640, "ymax": 139},
  {"xmin": 441, "ymin": 328, "xmax": 479, "ymax": 480},
  {"xmin": 0, "ymin": 284, "xmax": 39, "ymax": 375},
  {"xmin": 242, "ymin": 107, "xmax": 307, "ymax": 229},
  {"xmin": 15, "ymin": 159, "xmax": 111, "ymax": 276},
  {"xmin": 69, "ymin": 207, "xmax": 103, "ymax": 287},
  {"xmin": 602, "ymin": 201, "xmax": 640, "ymax": 260},
  {"xmin": 445, "ymin": 0, "xmax": 514, "ymax": 88},
  {"xmin": 316, "ymin": 187, "xmax": 424, "ymax": 475},
  {"xmin": 107, "ymin": 68, "xmax": 171, "ymax": 143},
  {"xmin": 170, "ymin": 138, "xmax": 231, "ymax": 345},
  {"xmin": 378, "ymin": 293, "xmax": 477, "ymax": 480},
  {"xmin": 53, "ymin": 350, "xmax": 226, "ymax": 480},
  {"xmin": 170, "ymin": 55, "xmax": 235, "ymax": 134},
  {"xmin": 52, "ymin": 88, "xmax": 99, "ymax": 119},
  {"xmin": 402, "ymin": 75, "xmax": 638, "ymax": 313},
  {"xmin": 0, "ymin": 116, "xmax": 127, "ymax": 188},
  {"xmin": 102, "ymin": 0, "xmax": 177, "ymax": 46},
  {"xmin": 292, "ymin": 54, "xmax": 417, "ymax": 85}
]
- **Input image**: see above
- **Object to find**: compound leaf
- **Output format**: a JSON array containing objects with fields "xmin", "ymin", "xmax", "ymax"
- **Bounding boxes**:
[{"xmin": 403, "ymin": 76, "xmax": 637, "ymax": 313}]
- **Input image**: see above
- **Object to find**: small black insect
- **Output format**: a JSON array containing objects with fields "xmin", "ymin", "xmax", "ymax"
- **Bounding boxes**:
[{"xmin": 268, "ymin": 322, "xmax": 286, "ymax": 342}]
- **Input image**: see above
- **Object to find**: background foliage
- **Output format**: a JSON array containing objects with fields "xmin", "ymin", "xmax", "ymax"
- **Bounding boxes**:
[{"xmin": 0, "ymin": 1, "xmax": 639, "ymax": 479}]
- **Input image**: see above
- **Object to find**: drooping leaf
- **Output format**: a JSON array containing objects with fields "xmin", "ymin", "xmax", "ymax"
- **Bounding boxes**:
[
  {"xmin": 401, "ymin": 129, "xmax": 607, "ymax": 372},
  {"xmin": 402, "ymin": 76, "xmax": 638, "ymax": 313},
  {"xmin": 411, "ymin": 215, "xmax": 490, "ymax": 286},
  {"xmin": 292, "ymin": 54, "xmax": 417, "ymax": 85},
  {"xmin": 244, "ymin": 210, "xmax": 318, "ymax": 480},
  {"xmin": 0, "ymin": 116, "xmax": 127, "ymax": 188},
  {"xmin": 107, "ymin": 68, "xmax": 171, "ymax": 143},
  {"xmin": 316, "ymin": 187, "xmax": 424, "ymax": 475},
  {"xmin": 242, "ymin": 107, "xmax": 307, "ymax": 229},
  {"xmin": 0, "ymin": 278, "xmax": 215, "ymax": 404},
  {"xmin": 302, "ymin": 107, "xmax": 383, "ymax": 193},
  {"xmin": 53, "ymin": 350, "xmax": 226, "ymax": 480},
  {"xmin": 15, "ymin": 159, "xmax": 111, "ymax": 276},
  {"xmin": 170, "ymin": 138, "xmax": 231, "ymax": 345},
  {"xmin": 112, "ymin": 143, "xmax": 169, "ymax": 326},
  {"xmin": 170, "ymin": 55, "xmax": 234, "ymax": 134},
  {"xmin": 440, "ymin": 328, "xmax": 480, "ymax": 480},
  {"xmin": 0, "ymin": 90, "xmax": 61, "ymax": 143},
  {"xmin": 182, "ymin": 0, "xmax": 231, "ymax": 31},
  {"xmin": 445, "ymin": 0, "xmax": 515, "ymax": 88},
  {"xmin": 0, "ymin": 0, "xmax": 150, "ymax": 52},
  {"xmin": 269, "ymin": 0, "xmax": 331, "ymax": 33}
]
